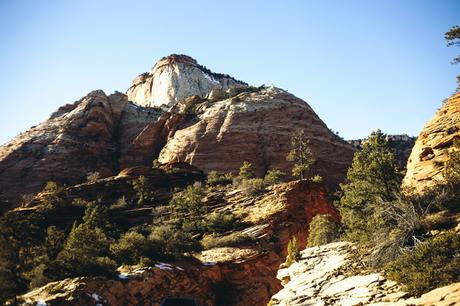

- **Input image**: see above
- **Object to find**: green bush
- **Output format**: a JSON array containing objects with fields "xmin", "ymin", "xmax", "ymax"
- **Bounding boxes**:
[
  {"xmin": 149, "ymin": 224, "xmax": 201, "ymax": 256},
  {"xmin": 201, "ymin": 232, "xmax": 251, "ymax": 249},
  {"xmin": 263, "ymin": 169, "xmax": 285, "ymax": 186},
  {"xmin": 386, "ymin": 232, "xmax": 460, "ymax": 295},
  {"xmin": 207, "ymin": 171, "xmax": 232, "ymax": 185},
  {"xmin": 310, "ymin": 175, "xmax": 323, "ymax": 184},
  {"xmin": 239, "ymin": 161, "xmax": 255, "ymax": 180},
  {"xmin": 110, "ymin": 231, "xmax": 150, "ymax": 265},
  {"xmin": 169, "ymin": 183, "xmax": 206, "ymax": 234},
  {"xmin": 205, "ymin": 210, "xmax": 238, "ymax": 234},
  {"xmin": 240, "ymin": 178, "xmax": 266, "ymax": 196},
  {"xmin": 285, "ymin": 236, "xmax": 301, "ymax": 267},
  {"xmin": 307, "ymin": 215, "xmax": 341, "ymax": 246},
  {"xmin": 132, "ymin": 175, "xmax": 155, "ymax": 206}
]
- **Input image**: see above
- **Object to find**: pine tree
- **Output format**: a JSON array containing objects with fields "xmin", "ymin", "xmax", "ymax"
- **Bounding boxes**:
[
  {"xmin": 132, "ymin": 175, "xmax": 155, "ymax": 206},
  {"xmin": 239, "ymin": 161, "xmax": 255, "ymax": 179},
  {"xmin": 445, "ymin": 26, "xmax": 460, "ymax": 90},
  {"xmin": 286, "ymin": 128, "xmax": 315, "ymax": 179},
  {"xmin": 338, "ymin": 130, "xmax": 401, "ymax": 243}
]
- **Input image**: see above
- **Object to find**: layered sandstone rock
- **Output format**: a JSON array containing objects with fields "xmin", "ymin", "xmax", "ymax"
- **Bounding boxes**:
[
  {"xmin": 0, "ymin": 91, "xmax": 161, "ymax": 205},
  {"xmin": 126, "ymin": 54, "xmax": 247, "ymax": 107},
  {"xmin": 22, "ymin": 180, "xmax": 340, "ymax": 306},
  {"xmin": 270, "ymin": 241, "xmax": 460, "ymax": 306},
  {"xmin": 154, "ymin": 86, "xmax": 355, "ymax": 191},
  {"xmin": 402, "ymin": 92, "xmax": 460, "ymax": 192}
]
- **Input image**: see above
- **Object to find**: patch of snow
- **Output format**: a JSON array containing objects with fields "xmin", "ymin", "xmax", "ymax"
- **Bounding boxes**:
[
  {"xmin": 36, "ymin": 301, "xmax": 47, "ymax": 306},
  {"xmin": 155, "ymin": 263, "xmax": 173, "ymax": 270},
  {"xmin": 91, "ymin": 293, "xmax": 100, "ymax": 301},
  {"xmin": 118, "ymin": 273, "xmax": 129, "ymax": 280},
  {"xmin": 202, "ymin": 261, "xmax": 217, "ymax": 266}
]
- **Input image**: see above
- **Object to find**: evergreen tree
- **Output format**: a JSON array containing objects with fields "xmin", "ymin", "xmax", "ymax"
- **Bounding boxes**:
[
  {"xmin": 132, "ymin": 175, "xmax": 155, "ymax": 206},
  {"xmin": 239, "ymin": 161, "xmax": 255, "ymax": 179},
  {"xmin": 169, "ymin": 183, "xmax": 206, "ymax": 234},
  {"xmin": 286, "ymin": 128, "xmax": 315, "ymax": 179},
  {"xmin": 338, "ymin": 130, "xmax": 401, "ymax": 243},
  {"xmin": 445, "ymin": 25, "xmax": 460, "ymax": 89}
]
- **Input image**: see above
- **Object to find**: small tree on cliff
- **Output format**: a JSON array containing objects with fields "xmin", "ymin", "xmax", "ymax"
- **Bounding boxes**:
[
  {"xmin": 286, "ymin": 128, "xmax": 315, "ymax": 179},
  {"xmin": 285, "ymin": 236, "xmax": 301, "ymax": 267},
  {"xmin": 338, "ymin": 129, "xmax": 401, "ymax": 243},
  {"xmin": 445, "ymin": 25, "xmax": 460, "ymax": 90}
]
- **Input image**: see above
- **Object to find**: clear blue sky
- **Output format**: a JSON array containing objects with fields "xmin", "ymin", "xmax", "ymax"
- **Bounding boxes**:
[{"xmin": 0, "ymin": 0, "xmax": 459, "ymax": 144}]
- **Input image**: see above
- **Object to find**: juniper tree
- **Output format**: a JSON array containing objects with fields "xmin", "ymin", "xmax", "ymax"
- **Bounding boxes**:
[
  {"xmin": 445, "ymin": 25, "xmax": 460, "ymax": 90},
  {"xmin": 338, "ymin": 129, "xmax": 401, "ymax": 243},
  {"xmin": 286, "ymin": 128, "xmax": 315, "ymax": 179}
]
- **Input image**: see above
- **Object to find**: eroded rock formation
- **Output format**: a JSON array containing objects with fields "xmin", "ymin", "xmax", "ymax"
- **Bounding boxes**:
[
  {"xmin": 402, "ymin": 92, "xmax": 460, "ymax": 192},
  {"xmin": 126, "ymin": 54, "xmax": 247, "ymax": 107},
  {"xmin": 270, "ymin": 241, "xmax": 460, "ymax": 306},
  {"xmin": 151, "ymin": 86, "xmax": 355, "ymax": 191},
  {"xmin": 0, "ymin": 90, "xmax": 162, "ymax": 205}
]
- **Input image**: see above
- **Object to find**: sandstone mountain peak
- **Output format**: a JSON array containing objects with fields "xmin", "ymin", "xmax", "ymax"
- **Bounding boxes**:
[
  {"xmin": 402, "ymin": 92, "xmax": 460, "ymax": 192},
  {"xmin": 127, "ymin": 54, "xmax": 248, "ymax": 108}
]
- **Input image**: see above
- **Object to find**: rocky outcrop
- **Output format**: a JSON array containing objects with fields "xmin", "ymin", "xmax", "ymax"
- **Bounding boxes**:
[
  {"xmin": 270, "ymin": 241, "xmax": 460, "ymax": 306},
  {"xmin": 21, "ymin": 180, "xmax": 340, "ymax": 306},
  {"xmin": 126, "ymin": 54, "xmax": 247, "ymax": 107},
  {"xmin": 155, "ymin": 86, "xmax": 355, "ymax": 191},
  {"xmin": 0, "ymin": 91, "xmax": 162, "ymax": 206},
  {"xmin": 402, "ymin": 92, "xmax": 460, "ymax": 192}
]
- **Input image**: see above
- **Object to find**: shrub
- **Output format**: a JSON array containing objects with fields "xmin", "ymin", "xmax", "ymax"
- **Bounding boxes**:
[
  {"xmin": 285, "ymin": 236, "xmax": 301, "ymax": 267},
  {"xmin": 110, "ymin": 231, "xmax": 150, "ymax": 265},
  {"xmin": 169, "ymin": 183, "xmax": 206, "ymax": 234},
  {"xmin": 386, "ymin": 232, "xmax": 460, "ymax": 295},
  {"xmin": 240, "ymin": 178, "xmax": 266, "ymax": 196},
  {"xmin": 239, "ymin": 161, "xmax": 255, "ymax": 180},
  {"xmin": 263, "ymin": 169, "xmax": 285, "ymax": 186},
  {"xmin": 201, "ymin": 232, "xmax": 251, "ymax": 249},
  {"xmin": 205, "ymin": 210, "xmax": 238, "ymax": 234},
  {"xmin": 132, "ymin": 175, "xmax": 155, "ymax": 206},
  {"xmin": 310, "ymin": 175, "xmax": 323, "ymax": 184},
  {"xmin": 149, "ymin": 224, "xmax": 201, "ymax": 256},
  {"xmin": 86, "ymin": 171, "xmax": 101, "ymax": 183},
  {"xmin": 207, "ymin": 171, "xmax": 232, "ymax": 185},
  {"xmin": 307, "ymin": 215, "xmax": 341, "ymax": 247}
]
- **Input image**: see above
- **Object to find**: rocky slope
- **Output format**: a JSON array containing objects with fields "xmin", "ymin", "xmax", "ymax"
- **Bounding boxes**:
[
  {"xmin": 127, "ymin": 54, "xmax": 247, "ymax": 107},
  {"xmin": 270, "ymin": 242, "xmax": 460, "ymax": 306},
  {"xmin": 0, "ymin": 90, "xmax": 163, "ymax": 205},
  {"xmin": 402, "ymin": 92, "xmax": 460, "ymax": 192},
  {"xmin": 124, "ymin": 86, "xmax": 355, "ymax": 191},
  {"xmin": 21, "ymin": 180, "xmax": 340, "ymax": 306}
]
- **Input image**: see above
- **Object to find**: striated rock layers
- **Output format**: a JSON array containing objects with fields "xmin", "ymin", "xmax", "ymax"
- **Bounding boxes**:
[
  {"xmin": 270, "ymin": 241, "xmax": 460, "ymax": 306},
  {"xmin": 0, "ymin": 54, "xmax": 354, "ymax": 205},
  {"xmin": 22, "ymin": 180, "xmax": 340, "ymax": 306},
  {"xmin": 0, "ymin": 90, "xmax": 162, "ymax": 205},
  {"xmin": 128, "ymin": 86, "xmax": 355, "ymax": 191},
  {"xmin": 402, "ymin": 92, "xmax": 460, "ymax": 192},
  {"xmin": 127, "ymin": 54, "xmax": 247, "ymax": 107}
]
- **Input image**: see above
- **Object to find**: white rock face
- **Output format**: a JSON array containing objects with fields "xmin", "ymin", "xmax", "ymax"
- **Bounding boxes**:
[
  {"xmin": 270, "ymin": 241, "xmax": 460, "ymax": 306},
  {"xmin": 127, "ymin": 54, "xmax": 246, "ymax": 107}
]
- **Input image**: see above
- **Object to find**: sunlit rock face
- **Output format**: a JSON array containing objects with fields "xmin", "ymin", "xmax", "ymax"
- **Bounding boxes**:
[
  {"xmin": 0, "ymin": 90, "xmax": 162, "ymax": 205},
  {"xmin": 127, "ymin": 54, "xmax": 247, "ymax": 107},
  {"xmin": 402, "ymin": 92, "xmax": 460, "ymax": 193}
]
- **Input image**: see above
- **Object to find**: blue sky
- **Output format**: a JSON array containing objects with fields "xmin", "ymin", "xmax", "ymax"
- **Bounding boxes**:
[{"xmin": 0, "ymin": 0, "xmax": 459, "ymax": 144}]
